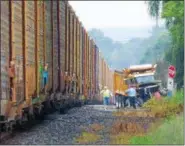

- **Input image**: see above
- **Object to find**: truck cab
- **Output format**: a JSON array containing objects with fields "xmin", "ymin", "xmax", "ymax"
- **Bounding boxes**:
[
  {"xmin": 113, "ymin": 64, "xmax": 161, "ymax": 108},
  {"xmin": 123, "ymin": 64, "xmax": 161, "ymax": 103}
]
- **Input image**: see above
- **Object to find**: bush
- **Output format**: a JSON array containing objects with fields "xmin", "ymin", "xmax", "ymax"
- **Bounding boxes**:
[{"xmin": 142, "ymin": 90, "xmax": 184, "ymax": 117}]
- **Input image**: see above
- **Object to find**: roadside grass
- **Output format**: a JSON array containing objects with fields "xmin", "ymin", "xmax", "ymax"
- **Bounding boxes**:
[
  {"xmin": 109, "ymin": 120, "xmax": 148, "ymax": 144},
  {"xmin": 110, "ymin": 90, "xmax": 184, "ymax": 145},
  {"xmin": 75, "ymin": 132, "xmax": 101, "ymax": 144},
  {"xmin": 112, "ymin": 110, "xmax": 155, "ymax": 118},
  {"xmin": 169, "ymin": 89, "xmax": 184, "ymax": 104},
  {"xmin": 129, "ymin": 115, "xmax": 184, "ymax": 145},
  {"xmin": 109, "ymin": 117, "xmax": 163, "ymax": 145},
  {"xmin": 75, "ymin": 123, "xmax": 104, "ymax": 144},
  {"xmin": 110, "ymin": 133, "xmax": 135, "ymax": 144}
]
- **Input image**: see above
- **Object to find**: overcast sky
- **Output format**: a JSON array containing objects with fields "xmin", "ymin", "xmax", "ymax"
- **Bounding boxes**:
[{"xmin": 69, "ymin": 1, "xmax": 164, "ymax": 30}]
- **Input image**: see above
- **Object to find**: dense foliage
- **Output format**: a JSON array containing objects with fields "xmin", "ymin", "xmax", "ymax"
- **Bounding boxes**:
[
  {"xmin": 147, "ymin": 1, "xmax": 184, "ymax": 88},
  {"xmin": 140, "ymin": 28, "xmax": 171, "ymax": 64},
  {"xmin": 163, "ymin": 1, "xmax": 184, "ymax": 88}
]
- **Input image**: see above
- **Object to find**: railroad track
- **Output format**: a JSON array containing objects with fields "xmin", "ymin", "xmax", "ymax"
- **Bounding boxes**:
[
  {"xmin": 0, "ymin": 102, "xmax": 85, "ymax": 144},
  {"xmin": 0, "ymin": 130, "xmax": 19, "ymax": 144},
  {"xmin": 0, "ymin": 104, "xmax": 160, "ymax": 145},
  {"xmin": 0, "ymin": 132, "xmax": 11, "ymax": 142},
  {"xmin": 0, "ymin": 104, "xmax": 152, "ymax": 144},
  {"xmin": 0, "ymin": 117, "xmax": 51, "ymax": 143}
]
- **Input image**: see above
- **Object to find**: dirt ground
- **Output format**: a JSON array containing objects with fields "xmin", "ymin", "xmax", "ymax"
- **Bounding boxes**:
[{"xmin": 75, "ymin": 105, "xmax": 164, "ymax": 145}]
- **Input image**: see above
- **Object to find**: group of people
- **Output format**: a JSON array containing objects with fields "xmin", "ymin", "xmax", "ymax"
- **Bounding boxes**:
[
  {"xmin": 100, "ymin": 85, "xmax": 137, "ymax": 109},
  {"xmin": 116, "ymin": 85, "xmax": 137, "ymax": 109}
]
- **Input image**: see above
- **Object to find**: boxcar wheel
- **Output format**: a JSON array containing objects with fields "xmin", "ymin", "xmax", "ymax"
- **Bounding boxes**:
[
  {"xmin": 27, "ymin": 113, "xmax": 35, "ymax": 126},
  {"xmin": 53, "ymin": 100, "xmax": 60, "ymax": 111},
  {"xmin": 66, "ymin": 101, "xmax": 71, "ymax": 109},
  {"xmin": 43, "ymin": 101, "xmax": 51, "ymax": 114},
  {"xmin": 50, "ymin": 100, "xmax": 57, "ymax": 112},
  {"xmin": 59, "ymin": 104, "xmax": 66, "ymax": 114},
  {"xmin": 19, "ymin": 113, "xmax": 29, "ymax": 130},
  {"xmin": 74, "ymin": 100, "xmax": 77, "ymax": 107},
  {"xmin": 34, "ymin": 108, "xmax": 43, "ymax": 121},
  {"xmin": 77, "ymin": 100, "xmax": 82, "ymax": 107},
  {"xmin": 70, "ymin": 99, "xmax": 74, "ymax": 108},
  {"xmin": 39, "ymin": 107, "xmax": 45, "ymax": 120}
]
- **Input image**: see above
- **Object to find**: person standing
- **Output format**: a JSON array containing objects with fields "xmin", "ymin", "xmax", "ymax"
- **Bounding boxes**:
[
  {"xmin": 115, "ymin": 91, "xmax": 122, "ymax": 109},
  {"xmin": 100, "ymin": 86, "xmax": 111, "ymax": 110},
  {"xmin": 125, "ymin": 85, "xmax": 137, "ymax": 109}
]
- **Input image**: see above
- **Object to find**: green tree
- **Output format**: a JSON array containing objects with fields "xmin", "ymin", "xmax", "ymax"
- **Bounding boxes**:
[
  {"xmin": 146, "ymin": 1, "xmax": 184, "ymax": 88},
  {"xmin": 162, "ymin": 1, "xmax": 184, "ymax": 88},
  {"xmin": 145, "ymin": 1, "xmax": 161, "ymax": 27}
]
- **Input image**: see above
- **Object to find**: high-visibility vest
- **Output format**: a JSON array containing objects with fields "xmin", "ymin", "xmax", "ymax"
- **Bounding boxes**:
[
  {"xmin": 103, "ymin": 90, "xmax": 110, "ymax": 98},
  {"xmin": 81, "ymin": 95, "xmax": 85, "ymax": 100}
]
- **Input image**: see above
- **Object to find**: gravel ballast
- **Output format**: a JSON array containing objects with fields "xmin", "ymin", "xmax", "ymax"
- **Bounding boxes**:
[{"xmin": 1, "ymin": 105, "xmax": 117, "ymax": 145}]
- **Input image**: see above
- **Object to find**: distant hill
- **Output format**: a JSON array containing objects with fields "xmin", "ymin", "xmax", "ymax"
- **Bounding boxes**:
[{"xmin": 88, "ymin": 27, "xmax": 171, "ymax": 70}]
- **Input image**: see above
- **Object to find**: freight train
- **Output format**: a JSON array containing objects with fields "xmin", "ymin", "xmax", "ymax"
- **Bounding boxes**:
[{"xmin": 0, "ymin": 1, "xmax": 114, "ymax": 132}]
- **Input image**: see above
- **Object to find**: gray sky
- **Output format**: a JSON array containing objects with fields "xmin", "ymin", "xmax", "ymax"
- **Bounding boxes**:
[{"xmin": 69, "ymin": 1, "xmax": 164, "ymax": 30}]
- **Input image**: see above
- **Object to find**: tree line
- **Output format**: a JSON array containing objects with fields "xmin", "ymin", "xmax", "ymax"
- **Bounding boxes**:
[{"xmin": 146, "ymin": 1, "xmax": 184, "ymax": 88}]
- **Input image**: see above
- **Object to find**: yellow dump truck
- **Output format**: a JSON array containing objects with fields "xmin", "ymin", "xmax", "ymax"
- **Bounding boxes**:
[
  {"xmin": 114, "ymin": 64, "xmax": 161, "ymax": 106},
  {"xmin": 113, "ymin": 70, "xmax": 127, "ymax": 96}
]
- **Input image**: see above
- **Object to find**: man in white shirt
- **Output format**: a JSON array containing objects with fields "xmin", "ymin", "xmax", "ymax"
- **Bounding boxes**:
[{"xmin": 125, "ymin": 85, "xmax": 137, "ymax": 109}]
